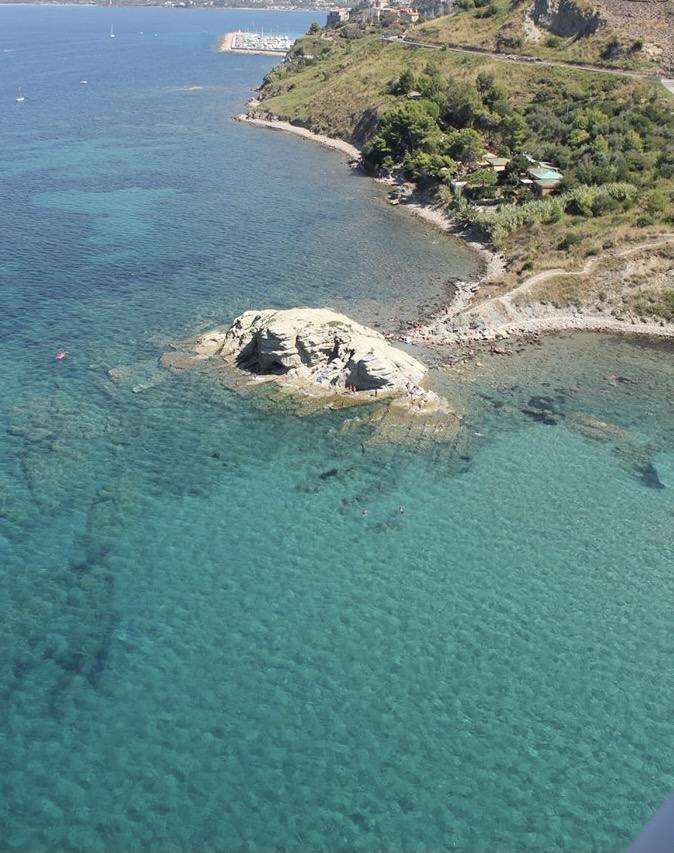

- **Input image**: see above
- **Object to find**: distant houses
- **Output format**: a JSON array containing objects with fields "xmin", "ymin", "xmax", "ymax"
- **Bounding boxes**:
[
  {"xmin": 328, "ymin": 1, "xmax": 419, "ymax": 27},
  {"xmin": 326, "ymin": 8, "xmax": 349, "ymax": 26}
]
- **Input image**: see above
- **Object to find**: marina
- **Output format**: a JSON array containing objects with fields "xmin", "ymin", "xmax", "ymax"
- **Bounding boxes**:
[{"xmin": 217, "ymin": 30, "xmax": 293, "ymax": 55}]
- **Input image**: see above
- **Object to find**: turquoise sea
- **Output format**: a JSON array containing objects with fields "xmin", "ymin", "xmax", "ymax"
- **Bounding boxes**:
[{"xmin": 1, "ymin": 7, "xmax": 673, "ymax": 852}]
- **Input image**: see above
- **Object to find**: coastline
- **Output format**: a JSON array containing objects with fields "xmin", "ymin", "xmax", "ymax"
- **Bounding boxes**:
[
  {"xmin": 236, "ymin": 110, "xmax": 361, "ymax": 160},
  {"xmin": 237, "ymin": 110, "xmax": 674, "ymax": 349}
]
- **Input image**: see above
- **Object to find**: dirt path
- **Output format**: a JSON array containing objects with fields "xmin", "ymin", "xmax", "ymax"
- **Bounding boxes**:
[
  {"xmin": 405, "ymin": 235, "xmax": 674, "ymax": 347},
  {"xmin": 477, "ymin": 235, "xmax": 674, "ymax": 322}
]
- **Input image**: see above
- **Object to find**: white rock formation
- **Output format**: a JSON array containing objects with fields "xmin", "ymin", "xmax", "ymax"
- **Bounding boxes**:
[{"xmin": 194, "ymin": 308, "xmax": 427, "ymax": 393}]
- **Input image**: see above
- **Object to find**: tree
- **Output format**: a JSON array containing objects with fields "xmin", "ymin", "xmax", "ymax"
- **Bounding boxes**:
[
  {"xmin": 656, "ymin": 150, "xmax": 674, "ymax": 179},
  {"xmin": 502, "ymin": 153, "xmax": 529, "ymax": 187},
  {"xmin": 418, "ymin": 62, "xmax": 446, "ymax": 103},
  {"xmin": 391, "ymin": 68, "xmax": 417, "ymax": 96},
  {"xmin": 402, "ymin": 151, "xmax": 457, "ymax": 181},
  {"xmin": 441, "ymin": 128, "xmax": 485, "ymax": 163},
  {"xmin": 476, "ymin": 72, "xmax": 508, "ymax": 113},
  {"xmin": 646, "ymin": 190, "xmax": 667, "ymax": 216},
  {"xmin": 441, "ymin": 80, "xmax": 482, "ymax": 128},
  {"xmin": 308, "ymin": 21, "xmax": 321, "ymax": 34},
  {"xmin": 499, "ymin": 113, "xmax": 527, "ymax": 152},
  {"xmin": 568, "ymin": 127, "xmax": 590, "ymax": 148},
  {"xmin": 364, "ymin": 102, "xmax": 440, "ymax": 168},
  {"xmin": 592, "ymin": 134, "xmax": 609, "ymax": 157},
  {"xmin": 601, "ymin": 36, "xmax": 620, "ymax": 60},
  {"xmin": 363, "ymin": 135, "xmax": 394, "ymax": 171},
  {"xmin": 622, "ymin": 129, "xmax": 643, "ymax": 154},
  {"xmin": 465, "ymin": 167, "xmax": 498, "ymax": 187},
  {"xmin": 464, "ymin": 167, "xmax": 498, "ymax": 199}
]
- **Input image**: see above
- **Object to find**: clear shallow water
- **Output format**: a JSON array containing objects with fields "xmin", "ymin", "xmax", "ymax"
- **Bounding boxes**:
[{"xmin": 1, "ymin": 8, "xmax": 673, "ymax": 853}]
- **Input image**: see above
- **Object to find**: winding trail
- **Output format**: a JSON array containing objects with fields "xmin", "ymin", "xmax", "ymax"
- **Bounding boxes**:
[
  {"xmin": 433, "ymin": 235, "xmax": 674, "ymax": 343},
  {"xmin": 489, "ymin": 235, "xmax": 674, "ymax": 319}
]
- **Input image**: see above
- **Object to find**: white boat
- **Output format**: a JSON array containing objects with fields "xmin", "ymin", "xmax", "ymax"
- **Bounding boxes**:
[
  {"xmin": 110, "ymin": 24, "xmax": 115, "ymax": 38},
  {"xmin": 15, "ymin": 88, "xmax": 24, "ymax": 103}
]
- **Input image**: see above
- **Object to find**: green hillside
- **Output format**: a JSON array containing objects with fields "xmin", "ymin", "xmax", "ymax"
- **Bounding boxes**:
[{"xmin": 252, "ymin": 3, "xmax": 674, "ymax": 312}]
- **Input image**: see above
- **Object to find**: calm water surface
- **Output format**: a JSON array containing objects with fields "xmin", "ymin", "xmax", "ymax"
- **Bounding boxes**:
[{"xmin": 0, "ymin": 7, "xmax": 673, "ymax": 852}]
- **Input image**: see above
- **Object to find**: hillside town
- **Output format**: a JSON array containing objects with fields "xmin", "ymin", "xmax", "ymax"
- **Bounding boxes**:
[{"xmin": 327, "ymin": 0, "xmax": 420, "ymax": 27}]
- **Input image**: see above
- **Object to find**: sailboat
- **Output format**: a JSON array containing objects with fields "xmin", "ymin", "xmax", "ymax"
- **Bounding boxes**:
[
  {"xmin": 15, "ymin": 88, "xmax": 24, "ymax": 103},
  {"xmin": 110, "ymin": 23, "xmax": 115, "ymax": 38}
]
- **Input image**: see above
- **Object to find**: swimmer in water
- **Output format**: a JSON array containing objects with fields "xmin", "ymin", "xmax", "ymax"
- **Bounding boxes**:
[{"xmin": 55, "ymin": 351, "xmax": 66, "ymax": 360}]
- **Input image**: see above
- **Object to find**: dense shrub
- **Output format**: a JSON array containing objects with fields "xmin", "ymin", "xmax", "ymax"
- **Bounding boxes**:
[
  {"xmin": 475, "ymin": 4, "xmax": 498, "ymax": 17},
  {"xmin": 355, "ymin": 53, "xmax": 672, "ymax": 238},
  {"xmin": 463, "ymin": 184, "xmax": 637, "ymax": 245},
  {"xmin": 557, "ymin": 233, "xmax": 581, "ymax": 250},
  {"xmin": 634, "ymin": 290, "xmax": 674, "ymax": 320}
]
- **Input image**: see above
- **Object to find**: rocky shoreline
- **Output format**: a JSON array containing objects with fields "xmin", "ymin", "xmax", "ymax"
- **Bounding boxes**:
[{"xmin": 236, "ymin": 110, "xmax": 674, "ymax": 354}]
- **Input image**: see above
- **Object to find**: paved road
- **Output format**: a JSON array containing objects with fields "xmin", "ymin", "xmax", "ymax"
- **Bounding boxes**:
[{"xmin": 383, "ymin": 36, "xmax": 674, "ymax": 95}]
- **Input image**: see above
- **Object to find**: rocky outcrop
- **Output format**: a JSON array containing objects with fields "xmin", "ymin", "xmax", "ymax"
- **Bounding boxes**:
[
  {"xmin": 161, "ymin": 309, "xmax": 466, "ymax": 448},
  {"xmin": 531, "ymin": 0, "xmax": 603, "ymax": 37},
  {"xmin": 193, "ymin": 308, "xmax": 427, "ymax": 394}
]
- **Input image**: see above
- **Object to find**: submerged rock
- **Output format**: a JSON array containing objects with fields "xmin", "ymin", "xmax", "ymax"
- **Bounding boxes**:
[
  {"xmin": 614, "ymin": 445, "xmax": 667, "ymax": 490},
  {"xmin": 636, "ymin": 461, "xmax": 665, "ymax": 490},
  {"xmin": 193, "ymin": 307, "xmax": 427, "ymax": 394},
  {"xmin": 566, "ymin": 413, "xmax": 630, "ymax": 443},
  {"xmin": 106, "ymin": 358, "xmax": 169, "ymax": 393}
]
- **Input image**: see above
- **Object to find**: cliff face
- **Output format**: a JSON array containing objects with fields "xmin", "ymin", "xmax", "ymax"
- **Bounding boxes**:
[
  {"xmin": 531, "ymin": 0, "xmax": 674, "ymax": 70},
  {"xmin": 594, "ymin": 0, "xmax": 674, "ymax": 72},
  {"xmin": 530, "ymin": 0, "xmax": 674, "ymax": 69},
  {"xmin": 531, "ymin": 0, "xmax": 603, "ymax": 37}
]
